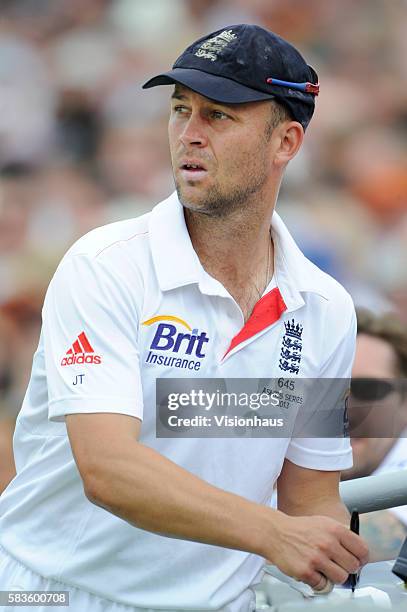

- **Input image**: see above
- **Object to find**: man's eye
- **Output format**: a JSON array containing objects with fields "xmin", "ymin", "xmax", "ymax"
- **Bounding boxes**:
[
  {"xmin": 211, "ymin": 110, "xmax": 229, "ymax": 120},
  {"xmin": 173, "ymin": 105, "xmax": 189, "ymax": 114}
]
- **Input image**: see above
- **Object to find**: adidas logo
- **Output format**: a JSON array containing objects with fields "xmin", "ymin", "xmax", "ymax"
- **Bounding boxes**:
[{"xmin": 61, "ymin": 332, "xmax": 102, "ymax": 366}]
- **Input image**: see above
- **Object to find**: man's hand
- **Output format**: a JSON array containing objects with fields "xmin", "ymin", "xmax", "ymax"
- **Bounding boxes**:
[
  {"xmin": 265, "ymin": 512, "xmax": 369, "ymax": 590},
  {"xmin": 271, "ymin": 459, "xmax": 369, "ymax": 590}
]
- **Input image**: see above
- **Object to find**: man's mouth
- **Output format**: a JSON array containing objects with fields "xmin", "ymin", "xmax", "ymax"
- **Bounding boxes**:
[
  {"xmin": 179, "ymin": 162, "xmax": 208, "ymax": 180},
  {"xmin": 180, "ymin": 163, "xmax": 206, "ymax": 171}
]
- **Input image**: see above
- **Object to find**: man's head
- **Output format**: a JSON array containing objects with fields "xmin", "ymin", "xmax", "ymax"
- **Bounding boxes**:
[
  {"xmin": 143, "ymin": 24, "xmax": 318, "ymax": 217},
  {"xmin": 342, "ymin": 309, "xmax": 407, "ymax": 480}
]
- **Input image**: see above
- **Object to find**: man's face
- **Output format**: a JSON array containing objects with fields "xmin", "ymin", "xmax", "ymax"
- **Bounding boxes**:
[
  {"xmin": 168, "ymin": 85, "xmax": 280, "ymax": 216},
  {"xmin": 342, "ymin": 333, "xmax": 404, "ymax": 480}
]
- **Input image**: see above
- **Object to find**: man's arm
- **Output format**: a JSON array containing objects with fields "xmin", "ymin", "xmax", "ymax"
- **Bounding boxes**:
[
  {"xmin": 67, "ymin": 412, "xmax": 274, "ymax": 555},
  {"xmin": 66, "ymin": 413, "xmax": 368, "ymax": 589},
  {"xmin": 277, "ymin": 458, "xmax": 350, "ymax": 525}
]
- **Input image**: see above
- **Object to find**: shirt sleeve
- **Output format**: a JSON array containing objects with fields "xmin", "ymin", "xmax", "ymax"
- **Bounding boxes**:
[
  {"xmin": 42, "ymin": 253, "xmax": 144, "ymax": 423},
  {"xmin": 374, "ymin": 438, "xmax": 407, "ymax": 525},
  {"xmin": 285, "ymin": 296, "xmax": 356, "ymax": 471}
]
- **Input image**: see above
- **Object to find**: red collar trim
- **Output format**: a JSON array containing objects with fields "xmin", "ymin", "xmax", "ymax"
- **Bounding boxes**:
[{"xmin": 223, "ymin": 287, "xmax": 287, "ymax": 359}]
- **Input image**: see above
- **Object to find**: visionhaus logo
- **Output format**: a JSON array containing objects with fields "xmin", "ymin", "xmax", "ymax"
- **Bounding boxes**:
[{"xmin": 142, "ymin": 315, "xmax": 209, "ymax": 371}]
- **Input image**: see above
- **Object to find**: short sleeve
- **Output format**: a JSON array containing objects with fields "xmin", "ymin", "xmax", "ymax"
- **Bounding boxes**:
[
  {"xmin": 285, "ymin": 298, "xmax": 356, "ymax": 471},
  {"xmin": 42, "ymin": 253, "xmax": 144, "ymax": 422}
]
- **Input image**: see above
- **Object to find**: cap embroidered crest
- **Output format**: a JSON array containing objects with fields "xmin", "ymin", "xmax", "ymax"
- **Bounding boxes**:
[{"xmin": 195, "ymin": 29, "xmax": 237, "ymax": 62}]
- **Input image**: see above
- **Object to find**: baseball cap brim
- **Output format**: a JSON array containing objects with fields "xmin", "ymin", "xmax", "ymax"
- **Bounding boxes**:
[{"xmin": 142, "ymin": 68, "xmax": 275, "ymax": 104}]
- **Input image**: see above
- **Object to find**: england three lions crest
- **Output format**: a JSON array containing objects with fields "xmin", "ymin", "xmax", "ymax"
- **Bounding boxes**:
[{"xmin": 279, "ymin": 319, "xmax": 303, "ymax": 374}]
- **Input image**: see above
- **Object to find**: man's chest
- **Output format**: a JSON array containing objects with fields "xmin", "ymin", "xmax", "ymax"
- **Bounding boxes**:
[{"xmin": 137, "ymin": 289, "xmax": 317, "ymax": 380}]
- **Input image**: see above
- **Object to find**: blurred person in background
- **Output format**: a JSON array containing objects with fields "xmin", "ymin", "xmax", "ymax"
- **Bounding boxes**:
[
  {"xmin": 96, "ymin": 117, "xmax": 172, "ymax": 219},
  {"xmin": 0, "ymin": 292, "xmax": 45, "ymax": 494},
  {"xmin": 0, "ymin": 314, "xmax": 17, "ymax": 493},
  {"xmin": 342, "ymin": 309, "xmax": 407, "ymax": 561},
  {"xmin": 0, "ymin": 418, "xmax": 15, "ymax": 493}
]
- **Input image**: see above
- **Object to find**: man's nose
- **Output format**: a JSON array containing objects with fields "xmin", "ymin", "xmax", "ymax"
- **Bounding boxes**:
[{"xmin": 179, "ymin": 112, "xmax": 208, "ymax": 148}]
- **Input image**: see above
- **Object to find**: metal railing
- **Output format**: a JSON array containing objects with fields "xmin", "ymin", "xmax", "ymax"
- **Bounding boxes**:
[{"xmin": 340, "ymin": 469, "xmax": 407, "ymax": 514}]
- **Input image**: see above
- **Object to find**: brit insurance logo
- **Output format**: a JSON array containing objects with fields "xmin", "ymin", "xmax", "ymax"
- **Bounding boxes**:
[
  {"xmin": 278, "ymin": 319, "xmax": 303, "ymax": 375},
  {"xmin": 142, "ymin": 315, "xmax": 210, "ymax": 372},
  {"xmin": 61, "ymin": 331, "xmax": 102, "ymax": 366}
]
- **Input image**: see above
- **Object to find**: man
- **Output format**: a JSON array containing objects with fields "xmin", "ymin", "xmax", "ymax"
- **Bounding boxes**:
[
  {"xmin": 342, "ymin": 309, "xmax": 407, "ymax": 561},
  {"xmin": 0, "ymin": 25, "xmax": 368, "ymax": 611}
]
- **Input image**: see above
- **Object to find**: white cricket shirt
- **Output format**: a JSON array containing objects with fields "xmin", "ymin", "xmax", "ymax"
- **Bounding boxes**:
[
  {"xmin": 373, "ymin": 429, "xmax": 407, "ymax": 526},
  {"xmin": 0, "ymin": 192, "xmax": 355, "ymax": 610}
]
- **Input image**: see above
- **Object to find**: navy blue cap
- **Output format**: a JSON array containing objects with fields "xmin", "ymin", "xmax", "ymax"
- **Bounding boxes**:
[{"xmin": 142, "ymin": 24, "xmax": 319, "ymax": 129}]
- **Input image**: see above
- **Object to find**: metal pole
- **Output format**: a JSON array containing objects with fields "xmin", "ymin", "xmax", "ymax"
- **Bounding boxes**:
[{"xmin": 340, "ymin": 469, "xmax": 407, "ymax": 513}]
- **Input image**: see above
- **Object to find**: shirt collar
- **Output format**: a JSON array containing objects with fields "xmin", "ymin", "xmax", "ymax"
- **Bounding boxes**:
[
  {"xmin": 149, "ymin": 192, "xmax": 330, "ymax": 309},
  {"xmin": 149, "ymin": 192, "xmax": 230, "ymax": 298}
]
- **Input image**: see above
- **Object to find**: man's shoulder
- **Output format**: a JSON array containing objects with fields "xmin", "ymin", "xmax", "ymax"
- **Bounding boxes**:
[
  {"xmin": 65, "ymin": 211, "xmax": 151, "ymax": 262},
  {"xmin": 45, "ymin": 210, "xmax": 154, "ymax": 297},
  {"xmin": 302, "ymin": 256, "xmax": 354, "ymax": 310},
  {"xmin": 272, "ymin": 211, "xmax": 354, "ymax": 315},
  {"xmin": 301, "ymin": 259, "xmax": 356, "ymax": 343}
]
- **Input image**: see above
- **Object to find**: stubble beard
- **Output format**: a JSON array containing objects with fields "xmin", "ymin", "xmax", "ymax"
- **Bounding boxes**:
[{"xmin": 174, "ymin": 149, "xmax": 270, "ymax": 219}]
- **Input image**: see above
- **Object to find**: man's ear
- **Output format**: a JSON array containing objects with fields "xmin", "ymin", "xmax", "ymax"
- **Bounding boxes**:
[{"xmin": 273, "ymin": 122, "xmax": 304, "ymax": 168}]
